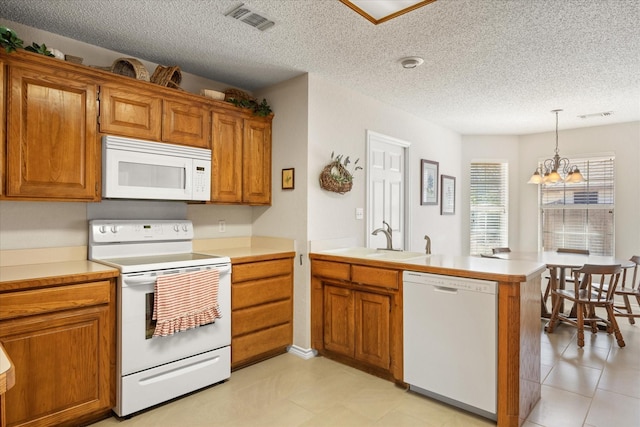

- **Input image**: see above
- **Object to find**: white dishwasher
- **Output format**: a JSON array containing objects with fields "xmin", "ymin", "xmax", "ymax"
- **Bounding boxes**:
[{"xmin": 403, "ymin": 271, "xmax": 497, "ymax": 420}]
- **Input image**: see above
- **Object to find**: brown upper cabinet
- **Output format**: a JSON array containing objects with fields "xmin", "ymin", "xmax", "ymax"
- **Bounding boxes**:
[
  {"xmin": 1, "ymin": 50, "xmax": 273, "ymax": 204},
  {"xmin": 243, "ymin": 117, "xmax": 272, "ymax": 205},
  {"xmin": 99, "ymin": 84, "xmax": 211, "ymax": 149},
  {"xmin": 98, "ymin": 83, "xmax": 162, "ymax": 141},
  {"xmin": 211, "ymin": 112, "xmax": 243, "ymax": 203},
  {"xmin": 211, "ymin": 113, "xmax": 272, "ymax": 205},
  {"xmin": 162, "ymin": 99, "xmax": 210, "ymax": 149},
  {"xmin": 4, "ymin": 56, "xmax": 99, "ymax": 201}
]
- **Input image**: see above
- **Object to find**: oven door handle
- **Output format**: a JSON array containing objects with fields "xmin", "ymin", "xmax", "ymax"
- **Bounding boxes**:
[
  {"xmin": 123, "ymin": 265, "xmax": 231, "ymax": 287},
  {"xmin": 123, "ymin": 276, "xmax": 158, "ymax": 286}
]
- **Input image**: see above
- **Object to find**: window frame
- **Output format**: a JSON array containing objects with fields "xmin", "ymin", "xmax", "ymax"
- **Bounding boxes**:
[
  {"xmin": 538, "ymin": 155, "xmax": 615, "ymax": 256},
  {"xmin": 469, "ymin": 161, "xmax": 509, "ymax": 256}
]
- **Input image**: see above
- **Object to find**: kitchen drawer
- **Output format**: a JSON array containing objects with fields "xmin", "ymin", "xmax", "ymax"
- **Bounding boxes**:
[
  {"xmin": 232, "ymin": 323, "xmax": 291, "ymax": 365},
  {"xmin": 0, "ymin": 281, "xmax": 112, "ymax": 321},
  {"xmin": 232, "ymin": 275, "xmax": 291, "ymax": 310},
  {"xmin": 312, "ymin": 260, "xmax": 350, "ymax": 281},
  {"xmin": 351, "ymin": 265, "xmax": 399, "ymax": 290},
  {"xmin": 232, "ymin": 299, "xmax": 292, "ymax": 336},
  {"xmin": 232, "ymin": 258, "xmax": 291, "ymax": 283}
]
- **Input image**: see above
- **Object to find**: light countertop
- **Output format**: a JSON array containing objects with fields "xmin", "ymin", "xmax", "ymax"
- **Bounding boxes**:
[
  {"xmin": 310, "ymin": 249, "xmax": 546, "ymax": 283},
  {"xmin": 0, "ymin": 237, "xmax": 295, "ymax": 288},
  {"xmin": 0, "ymin": 260, "xmax": 119, "ymax": 291},
  {"xmin": 198, "ymin": 247, "xmax": 295, "ymax": 263},
  {"xmin": 193, "ymin": 236, "xmax": 296, "ymax": 263}
]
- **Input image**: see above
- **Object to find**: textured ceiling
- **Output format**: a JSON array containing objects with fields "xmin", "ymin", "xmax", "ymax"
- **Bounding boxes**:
[{"xmin": 2, "ymin": 0, "xmax": 639, "ymax": 135}]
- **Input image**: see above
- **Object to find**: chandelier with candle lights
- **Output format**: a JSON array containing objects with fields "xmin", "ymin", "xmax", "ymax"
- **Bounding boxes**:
[{"xmin": 527, "ymin": 109, "xmax": 586, "ymax": 185}]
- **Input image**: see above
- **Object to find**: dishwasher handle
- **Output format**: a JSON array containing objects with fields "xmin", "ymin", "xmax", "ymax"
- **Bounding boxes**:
[{"xmin": 433, "ymin": 286, "xmax": 458, "ymax": 294}]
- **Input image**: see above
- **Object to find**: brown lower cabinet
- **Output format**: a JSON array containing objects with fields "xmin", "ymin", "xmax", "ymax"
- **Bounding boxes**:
[
  {"xmin": 0, "ymin": 279, "xmax": 115, "ymax": 427},
  {"xmin": 311, "ymin": 259, "xmax": 402, "ymax": 382},
  {"xmin": 324, "ymin": 285, "xmax": 391, "ymax": 370},
  {"xmin": 231, "ymin": 253, "xmax": 295, "ymax": 369}
]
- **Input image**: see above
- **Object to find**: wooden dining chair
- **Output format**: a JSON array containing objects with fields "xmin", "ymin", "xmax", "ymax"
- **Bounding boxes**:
[
  {"xmin": 612, "ymin": 255, "xmax": 640, "ymax": 324},
  {"xmin": 542, "ymin": 248, "xmax": 590, "ymax": 308},
  {"xmin": 492, "ymin": 247, "xmax": 511, "ymax": 254},
  {"xmin": 546, "ymin": 264, "xmax": 625, "ymax": 348}
]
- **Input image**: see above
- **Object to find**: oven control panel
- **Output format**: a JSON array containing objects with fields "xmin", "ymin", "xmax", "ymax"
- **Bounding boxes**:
[{"xmin": 90, "ymin": 220, "xmax": 194, "ymax": 243}]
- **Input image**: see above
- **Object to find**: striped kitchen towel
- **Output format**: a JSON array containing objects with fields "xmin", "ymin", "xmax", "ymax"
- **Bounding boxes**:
[{"xmin": 152, "ymin": 269, "xmax": 222, "ymax": 337}]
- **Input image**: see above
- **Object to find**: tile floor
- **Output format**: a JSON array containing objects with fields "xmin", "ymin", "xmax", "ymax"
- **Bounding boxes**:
[{"xmin": 91, "ymin": 319, "xmax": 639, "ymax": 427}]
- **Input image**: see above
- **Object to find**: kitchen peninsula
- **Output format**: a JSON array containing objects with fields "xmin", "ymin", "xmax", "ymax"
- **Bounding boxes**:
[{"xmin": 310, "ymin": 249, "xmax": 546, "ymax": 427}]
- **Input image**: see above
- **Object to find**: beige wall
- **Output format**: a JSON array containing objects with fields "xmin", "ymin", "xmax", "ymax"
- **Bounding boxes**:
[
  {"xmin": 463, "ymin": 121, "xmax": 640, "ymax": 258},
  {"xmin": 306, "ymin": 74, "xmax": 463, "ymax": 256},
  {"xmin": 460, "ymin": 135, "xmax": 520, "ymax": 254},
  {"xmin": 519, "ymin": 121, "xmax": 640, "ymax": 258},
  {"xmin": 0, "ymin": 201, "xmax": 88, "ymax": 249},
  {"xmin": 252, "ymin": 74, "xmax": 310, "ymax": 348}
]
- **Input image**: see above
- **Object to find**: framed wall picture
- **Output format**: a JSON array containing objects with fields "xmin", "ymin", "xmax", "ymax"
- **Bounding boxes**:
[
  {"xmin": 440, "ymin": 174, "xmax": 455, "ymax": 215},
  {"xmin": 420, "ymin": 159, "xmax": 439, "ymax": 205},
  {"xmin": 282, "ymin": 168, "xmax": 295, "ymax": 190}
]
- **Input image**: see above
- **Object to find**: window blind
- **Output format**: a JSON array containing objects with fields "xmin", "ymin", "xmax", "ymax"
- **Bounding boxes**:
[
  {"xmin": 540, "ymin": 157, "xmax": 614, "ymax": 255},
  {"xmin": 470, "ymin": 162, "xmax": 509, "ymax": 255}
]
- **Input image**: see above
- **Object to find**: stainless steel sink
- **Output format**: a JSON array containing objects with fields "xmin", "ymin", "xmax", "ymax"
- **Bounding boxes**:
[
  {"xmin": 366, "ymin": 250, "xmax": 428, "ymax": 260},
  {"xmin": 322, "ymin": 247, "xmax": 428, "ymax": 261}
]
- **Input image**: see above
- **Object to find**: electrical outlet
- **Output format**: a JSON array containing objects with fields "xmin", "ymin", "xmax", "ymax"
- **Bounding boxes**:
[
  {"xmin": 355, "ymin": 208, "xmax": 364, "ymax": 220},
  {"xmin": 218, "ymin": 220, "xmax": 226, "ymax": 232}
]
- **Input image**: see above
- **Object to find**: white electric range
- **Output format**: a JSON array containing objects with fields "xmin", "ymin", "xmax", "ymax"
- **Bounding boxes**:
[{"xmin": 89, "ymin": 219, "xmax": 231, "ymax": 417}]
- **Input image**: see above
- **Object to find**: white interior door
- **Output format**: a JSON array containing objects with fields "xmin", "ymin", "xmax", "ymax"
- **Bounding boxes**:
[{"xmin": 366, "ymin": 131, "xmax": 410, "ymax": 250}]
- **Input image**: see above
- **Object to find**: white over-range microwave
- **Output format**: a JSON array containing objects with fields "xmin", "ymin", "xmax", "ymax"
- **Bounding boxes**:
[{"xmin": 102, "ymin": 135, "xmax": 211, "ymax": 201}]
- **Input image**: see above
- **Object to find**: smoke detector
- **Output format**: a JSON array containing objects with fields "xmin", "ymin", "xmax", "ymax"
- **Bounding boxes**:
[
  {"xmin": 400, "ymin": 56, "xmax": 424, "ymax": 69},
  {"xmin": 224, "ymin": 3, "xmax": 275, "ymax": 31}
]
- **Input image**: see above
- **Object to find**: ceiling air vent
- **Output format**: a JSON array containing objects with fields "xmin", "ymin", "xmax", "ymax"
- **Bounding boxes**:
[
  {"xmin": 224, "ymin": 3, "xmax": 275, "ymax": 31},
  {"xmin": 578, "ymin": 111, "xmax": 614, "ymax": 119}
]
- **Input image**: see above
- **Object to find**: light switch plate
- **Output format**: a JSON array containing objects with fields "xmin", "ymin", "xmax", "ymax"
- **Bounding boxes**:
[{"xmin": 355, "ymin": 208, "xmax": 364, "ymax": 220}]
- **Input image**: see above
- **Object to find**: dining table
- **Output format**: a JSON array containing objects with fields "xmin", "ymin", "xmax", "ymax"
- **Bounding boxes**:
[{"xmin": 493, "ymin": 251, "xmax": 634, "ymax": 320}]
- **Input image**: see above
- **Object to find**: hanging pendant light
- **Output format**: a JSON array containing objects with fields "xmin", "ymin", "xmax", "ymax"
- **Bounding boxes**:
[{"xmin": 527, "ymin": 110, "xmax": 586, "ymax": 185}]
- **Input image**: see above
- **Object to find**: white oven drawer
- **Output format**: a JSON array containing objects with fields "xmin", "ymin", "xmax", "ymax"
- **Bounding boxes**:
[{"xmin": 117, "ymin": 346, "xmax": 230, "ymax": 417}]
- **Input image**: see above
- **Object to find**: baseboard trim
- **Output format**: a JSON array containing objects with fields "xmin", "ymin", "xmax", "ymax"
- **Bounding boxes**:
[{"xmin": 287, "ymin": 345, "xmax": 317, "ymax": 360}]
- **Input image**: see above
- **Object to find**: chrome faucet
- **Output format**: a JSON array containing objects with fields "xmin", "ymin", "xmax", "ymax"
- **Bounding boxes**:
[
  {"xmin": 372, "ymin": 221, "xmax": 394, "ymax": 250},
  {"xmin": 424, "ymin": 235, "xmax": 431, "ymax": 255}
]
